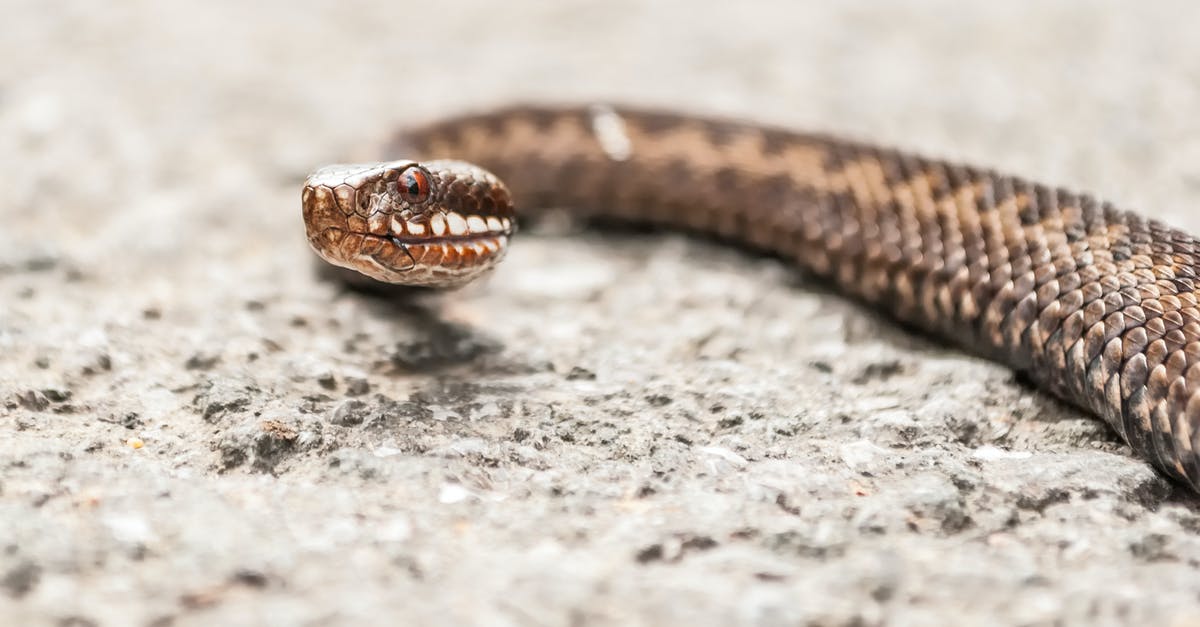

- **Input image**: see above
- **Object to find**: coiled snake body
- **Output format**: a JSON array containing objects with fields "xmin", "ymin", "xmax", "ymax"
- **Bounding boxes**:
[{"xmin": 303, "ymin": 104, "xmax": 1200, "ymax": 494}]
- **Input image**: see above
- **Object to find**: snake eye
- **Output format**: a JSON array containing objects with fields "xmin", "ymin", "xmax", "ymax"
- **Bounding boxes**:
[{"xmin": 396, "ymin": 165, "xmax": 432, "ymax": 205}]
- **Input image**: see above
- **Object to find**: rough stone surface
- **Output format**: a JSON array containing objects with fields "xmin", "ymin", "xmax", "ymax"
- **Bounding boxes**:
[{"xmin": 3, "ymin": 2, "xmax": 1200, "ymax": 626}]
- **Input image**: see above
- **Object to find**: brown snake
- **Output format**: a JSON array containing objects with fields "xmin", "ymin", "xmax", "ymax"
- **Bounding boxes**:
[{"xmin": 303, "ymin": 104, "xmax": 1200, "ymax": 495}]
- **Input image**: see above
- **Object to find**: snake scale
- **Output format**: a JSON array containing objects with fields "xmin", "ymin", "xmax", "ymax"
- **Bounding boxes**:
[{"xmin": 302, "ymin": 104, "xmax": 1200, "ymax": 495}]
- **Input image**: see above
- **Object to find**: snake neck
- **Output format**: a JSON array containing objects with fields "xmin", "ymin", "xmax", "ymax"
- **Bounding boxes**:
[{"xmin": 393, "ymin": 105, "xmax": 1055, "ymax": 352}]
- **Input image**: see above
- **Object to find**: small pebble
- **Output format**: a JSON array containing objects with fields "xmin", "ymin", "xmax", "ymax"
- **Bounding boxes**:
[{"xmin": 344, "ymin": 377, "xmax": 370, "ymax": 396}]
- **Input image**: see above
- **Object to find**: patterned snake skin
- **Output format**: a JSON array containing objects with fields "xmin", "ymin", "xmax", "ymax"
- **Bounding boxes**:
[{"xmin": 302, "ymin": 104, "xmax": 1200, "ymax": 494}]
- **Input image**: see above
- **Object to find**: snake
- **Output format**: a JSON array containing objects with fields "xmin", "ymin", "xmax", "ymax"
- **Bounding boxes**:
[{"xmin": 302, "ymin": 104, "xmax": 1200, "ymax": 495}]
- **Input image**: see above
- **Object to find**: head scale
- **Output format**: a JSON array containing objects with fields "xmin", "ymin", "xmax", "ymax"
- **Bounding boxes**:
[{"xmin": 301, "ymin": 159, "xmax": 515, "ymax": 288}]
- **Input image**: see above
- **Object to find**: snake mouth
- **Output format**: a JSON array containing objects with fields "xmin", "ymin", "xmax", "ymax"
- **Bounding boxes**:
[
  {"xmin": 388, "ymin": 230, "xmax": 510, "ymax": 247},
  {"xmin": 311, "ymin": 226, "xmax": 511, "ymax": 286}
]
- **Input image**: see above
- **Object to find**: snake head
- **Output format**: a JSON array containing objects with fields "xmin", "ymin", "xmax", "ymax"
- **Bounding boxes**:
[{"xmin": 302, "ymin": 159, "xmax": 515, "ymax": 287}]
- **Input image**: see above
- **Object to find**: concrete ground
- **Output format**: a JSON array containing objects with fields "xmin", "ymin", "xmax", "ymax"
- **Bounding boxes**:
[{"xmin": 3, "ymin": 1, "xmax": 1200, "ymax": 625}]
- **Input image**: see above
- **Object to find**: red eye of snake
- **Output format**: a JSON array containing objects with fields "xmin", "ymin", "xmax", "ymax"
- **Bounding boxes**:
[{"xmin": 397, "ymin": 166, "xmax": 432, "ymax": 204}]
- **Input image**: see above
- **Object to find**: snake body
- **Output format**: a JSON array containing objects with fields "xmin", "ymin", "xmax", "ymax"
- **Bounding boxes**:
[{"xmin": 303, "ymin": 104, "xmax": 1200, "ymax": 494}]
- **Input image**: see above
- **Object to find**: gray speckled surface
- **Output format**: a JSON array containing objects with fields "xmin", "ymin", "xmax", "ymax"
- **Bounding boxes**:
[{"xmin": 4, "ymin": 2, "xmax": 1200, "ymax": 625}]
